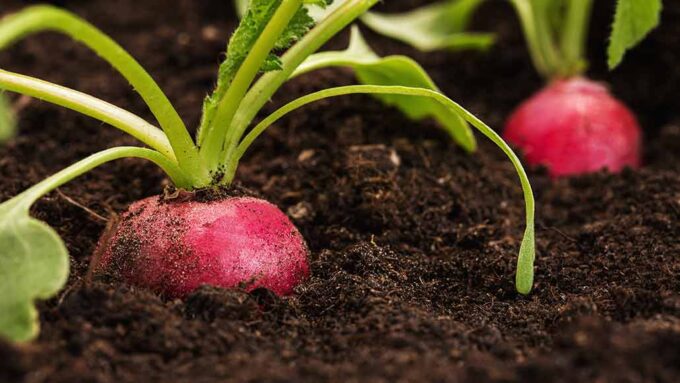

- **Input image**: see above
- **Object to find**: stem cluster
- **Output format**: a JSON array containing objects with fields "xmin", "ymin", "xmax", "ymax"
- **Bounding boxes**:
[{"xmin": 510, "ymin": 0, "xmax": 593, "ymax": 79}]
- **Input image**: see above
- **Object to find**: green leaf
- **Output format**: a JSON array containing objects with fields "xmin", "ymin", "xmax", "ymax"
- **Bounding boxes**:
[
  {"xmin": 608, "ymin": 0, "xmax": 662, "ymax": 69},
  {"xmin": 0, "ymin": 93, "xmax": 16, "ymax": 143},
  {"xmin": 274, "ymin": 6, "xmax": 315, "ymax": 51},
  {"xmin": 294, "ymin": 26, "xmax": 476, "ymax": 151},
  {"xmin": 200, "ymin": 0, "xmax": 318, "ymax": 145},
  {"xmin": 202, "ymin": 0, "xmax": 282, "ymax": 133},
  {"xmin": 0, "ymin": 198, "xmax": 69, "ymax": 342},
  {"xmin": 235, "ymin": 85, "xmax": 535, "ymax": 295},
  {"xmin": 360, "ymin": 0, "xmax": 494, "ymax": 52},
  {"xmin": 218, "ymin": 0, "xmax": 381, "ymax": 182}
]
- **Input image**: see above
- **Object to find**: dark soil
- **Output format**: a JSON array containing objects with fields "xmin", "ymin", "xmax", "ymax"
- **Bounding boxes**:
[{"xmin": 1, "ymin": 0, "xmax": 679, "ymax": 382}]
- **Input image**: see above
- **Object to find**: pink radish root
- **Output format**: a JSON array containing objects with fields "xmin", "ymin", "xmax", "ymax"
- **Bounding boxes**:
[
  {"xmin": 504, "ymin": 77, "xmax": 641, "ymax": 177},
  {"xmin": 93, "ymin": 195, "xmax": 309, "ymax": 298}
]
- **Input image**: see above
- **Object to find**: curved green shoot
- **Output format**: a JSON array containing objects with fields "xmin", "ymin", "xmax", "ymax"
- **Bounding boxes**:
[
  {"xmin": 0, "ymin": 69, "xmax": 176, "ymax": 160},
  {"xmin": 0, "ymin": 146, "xmax": 189, "ymax": 342},
  {"xmin": 293, "ymin": 26, "xmax": 476, "ymax": 152},
  {"xmin": 360, "ymin": 0, "xmax": 494, "ymax": 52},
  {"xmin": 0, "ymin": 5, "xmax": 203, "ymax": 179},
  {"xmin": 232, "ymin": 84, "xmax": 536, "ymax": 294},
  {"xmin": 0, "ymin": 93, "xmax": 15, "ymax": 143}
]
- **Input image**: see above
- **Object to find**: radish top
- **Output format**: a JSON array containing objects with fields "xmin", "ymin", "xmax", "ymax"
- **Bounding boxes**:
[{"xmin": 509, "ymin": 0, "xmax": 662, "ymax": 80}]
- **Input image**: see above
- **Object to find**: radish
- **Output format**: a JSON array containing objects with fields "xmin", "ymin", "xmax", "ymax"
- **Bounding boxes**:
[
  {"xmin": 506, "ymin": 0, "xmax": 661, "ymax": 176},
  {"xmin": 93, "ymin": 195, "xmax": 309, "ymax": 298},
  {"xmin": 1, "ymin": 1, "xmax": 538, "ymax": 341},
  {"xmin": 504, "ymin": 77, "xmax": 641, "ymax": 177}
]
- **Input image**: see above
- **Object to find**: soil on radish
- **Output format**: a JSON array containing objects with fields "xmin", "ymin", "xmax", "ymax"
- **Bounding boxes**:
[{"xmin": 1, "ymin": 0, "xmax": 679, "ymax": 382}]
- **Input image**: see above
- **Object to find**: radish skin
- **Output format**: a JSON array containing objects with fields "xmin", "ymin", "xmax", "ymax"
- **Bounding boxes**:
[
  {"xmin": 504, "ymin": 77, "xmax": 641, "ymax": 177},
  {"xmin": 93, "ymin": 196, "xmax": 309, "ymax": 298}
]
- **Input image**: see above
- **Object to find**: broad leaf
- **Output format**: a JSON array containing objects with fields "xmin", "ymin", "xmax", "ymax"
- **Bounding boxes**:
[
  {"xmin": 0, "ymin": 93, "xmax": 15, "ymax": 142},
  {"xmin": 608, "ymin": 0, "xmax": 662, "ymax": 69},
  {"xmin": 360, "ymin": 0, "xmax": 494, "ymax": 52},
  {"xmin": 294, "ymin": 26, "xmax": 476, "ymax": 151},
  {"xmin": 0, "ymin": 198, "xmax": 69, "ymax": 342}
]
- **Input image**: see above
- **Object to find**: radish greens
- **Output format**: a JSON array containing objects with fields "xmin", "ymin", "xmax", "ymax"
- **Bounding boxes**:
[
  {"xmin": 360, "ymin": 0, "xmax": 494, "ymax": 52},
  {"xmin": 0, "ymin": 0, "xmax": 536, "ymax": 342},
  {"xmin": 237, "ymin": 0, "xmax": 494, "ymax": 52},
  {"xmin": 508, "ymin": 0, "xmax": 662, "ymax": 79}
]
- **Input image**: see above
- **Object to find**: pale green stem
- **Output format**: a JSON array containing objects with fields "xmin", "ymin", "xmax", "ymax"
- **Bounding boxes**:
[
  {"xmin": 223, "ymin": 0, "xmax": 380, "ymax": 173},
  {"xmin": 0, "ymin": 92, "xmax": 15, "ymax": 142},
  {"xmin": 13, "ymin": 147, "xmax": 191, "ymax": 209},
  {"xmin": 199, "ymin": 0, "xmax": 303, "ymax": 170},
  {"xmin": 0, "ymin": 5, "xmax": 206, "ymax": 183},
  {"xmin": 0, "ymin": 69, "xmax": 175, "ymax": 160},
  {"xmin": 509, "ymin": 0, "xmax": 562, "ymax": 79},
  {"xmin": 230, "ymin": 85, "xmax": 536, "ymax": 294},
  {"xmin": 560, "ymin": 0, "xmax": 593, "ymax": 75}
]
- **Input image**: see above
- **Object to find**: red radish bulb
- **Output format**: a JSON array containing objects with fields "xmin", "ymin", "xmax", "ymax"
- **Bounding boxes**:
[
  {"xmin": 503, "ymin": 77, "xmax": 641, "ymax": 177},
  {"xmin": 93, "ymin": 195, "xmax": 309, "ymax": 298}
]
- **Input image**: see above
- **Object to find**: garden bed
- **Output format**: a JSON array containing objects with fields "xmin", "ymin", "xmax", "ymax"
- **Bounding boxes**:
[{"xmin": 1, "ymin": 0, "xmax": 678, "ymax": 381}]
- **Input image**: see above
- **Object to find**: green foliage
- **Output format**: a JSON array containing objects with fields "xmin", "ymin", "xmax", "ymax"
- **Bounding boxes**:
[
  {"xmin": 512, "ymin": 0, "xmax": 661, "ymax": 78},
  {"xmin": 608, "ymin": 0, "xmax": 662, "ymax": 69},
  {"xmin": 0, "ymin": 5, "xmax": 205, "ymax": 183},
  {"xmin": 509, "ymin": 0, "xmax": 593, "ymax": 78},
  {"xmin": 0, "ymin": 204, "xmax": 68, "ymax": 342},
  {"xmin": 0, "ymin": 0, "xmax": 539, "ymax": 343},
  {"xmin": 295, "ymin": 26, "xmax": 475, "ymax": 151},
  {"xmin": 200, "ymin": 0, "xmax": 316, "ymax": 142},
  {"xmin": 361, "ymin": 0, "xmax": 494, "ymax": 52},
  {"xmin": 0, "ymin": 197, "xmax": 69, "ymax": 342},
  {"xmin": 0, "ymin": 93, "xmax": 16, "ymax": 142}
]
